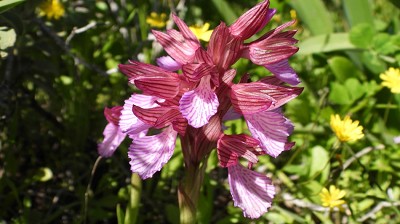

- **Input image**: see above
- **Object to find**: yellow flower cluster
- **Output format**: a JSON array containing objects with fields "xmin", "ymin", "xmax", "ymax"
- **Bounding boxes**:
[
  {"xmin": 189, "ymin": 23, "xmax": 213, "ymax": 42},
  {"xmin": 380, "ymin": 67, "xmax": 400, "ymax": 93},
  {"xmin": 330, "ymin": 114, "xmax": 364, "ymax": 142},
  {"xmin": 146, "ymin": 12, "xmax": 168, "ymax": 28},
  {"xmin": 38, "ymin": 0, "xmax": 65, "ymax": 20},
  {"xmin": 320, "ymin": 185, "xmax": 346, "ymax": 209}
]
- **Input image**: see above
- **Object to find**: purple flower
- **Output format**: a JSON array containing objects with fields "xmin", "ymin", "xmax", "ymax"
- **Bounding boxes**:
[{"xmin": 98, "ymin": 0, "xmax": 302, "ymax": 219}]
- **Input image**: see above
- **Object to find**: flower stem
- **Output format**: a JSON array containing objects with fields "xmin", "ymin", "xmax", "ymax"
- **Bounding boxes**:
[{"xmin": 178, "ymin": 157, "xmax": 208, "ymax": 224}]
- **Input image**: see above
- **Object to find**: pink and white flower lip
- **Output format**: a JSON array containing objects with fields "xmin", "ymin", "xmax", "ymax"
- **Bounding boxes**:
[
  {"xmin": 98, "ymin": 0, "xmax": 302, "ymax": 219},
  {"xmin": 228, "ymin": 163, "xmax": 276, "ymax": 219},
  {"xmin": 98, "ymin": 106, "xmax": 126, "ymax": 158}
]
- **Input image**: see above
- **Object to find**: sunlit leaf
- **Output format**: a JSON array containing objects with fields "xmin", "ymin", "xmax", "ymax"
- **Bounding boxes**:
[
  {"xmin": 0, "ymin": 0, "xmax": 25, "ymax": 14},
  {"xmin": 349, "ymin": 23, "xmax": 375, "ymax": 48},
  {"xmin": 289, "ymin": 0, "xmax": 333, "ymax": 35},
  {"xmin": 298, "ymin": 33, "xmax": 356, "ymax": 55},
  {"xmin": 343, "ymin": 0, "xmax": 374, "ymax": 27}
]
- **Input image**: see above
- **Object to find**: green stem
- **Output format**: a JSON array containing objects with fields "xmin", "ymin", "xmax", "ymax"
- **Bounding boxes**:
[
  {"xmin": 383, "ymin": 95, "xmax": 393, "ymax": 124},
  {"xmin": 124, "ymin": 173, "xmax": 141, "ymax": 224},
  {"xmin": 178, "ymin": 157, "xmax": 208, "ymax": 224},
  {"xmin": 84, "ymin": 156, "xmax": 102, "ymax": 224}
]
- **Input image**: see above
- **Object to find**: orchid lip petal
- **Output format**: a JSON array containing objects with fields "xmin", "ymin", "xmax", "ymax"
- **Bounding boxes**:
[
  {"xmin": 119, "ymin": 94, "xmax": 154, "ymax": 134},
  {"xmin": 228, "ymin": 163, "xmax": 275, "ymax": 219},
  {"xmin": 179, "ymin": 77, "xmax": 219, "ymax": 128},
  {"xmin": 98, "ymin": 123, "xmax": 126, "ymax": 157},
  {"xmin": 128, "ymin": 126, "xmax": 177, "ymax": 179}
]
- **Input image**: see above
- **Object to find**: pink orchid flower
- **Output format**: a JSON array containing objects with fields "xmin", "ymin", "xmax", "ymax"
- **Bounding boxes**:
[{"xmin": 98, "ymin": 0, "xmax": 302, "ymax": 219}]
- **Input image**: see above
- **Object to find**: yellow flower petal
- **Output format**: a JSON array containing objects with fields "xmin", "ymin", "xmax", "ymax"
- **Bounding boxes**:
[
  {"xmin": 320, "ymin": 185, "xmax": 346, "ymax": 209},
  {"xmin": 146, "ymin": 12, "xmax": 167, "ymax": 28},
  {"xmin": 330, "ymin": 114, "xmax": 364, "ymax": 142},
  {"xmin": 189, "ymin": 23, "xmax": 213, "ymax": 42},
  {"xmin": 38, "ymin": 0, "xmax": 65, "ymax": 20},
  {"xmin": 380, "ymin": 67, "xmax": 400, "ymax": 93}
]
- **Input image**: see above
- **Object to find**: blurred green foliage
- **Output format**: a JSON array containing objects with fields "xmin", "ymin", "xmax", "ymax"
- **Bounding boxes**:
[{"xmin": 1, "ymin": 0, "xmax": 400, "ymax": 223}]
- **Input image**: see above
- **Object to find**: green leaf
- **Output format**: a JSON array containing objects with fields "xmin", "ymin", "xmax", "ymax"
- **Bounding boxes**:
[
  {"xmin": 308, "ymin": 146, "xmax": 330, "ymax": 182},
  {"xmin": 298, "ymin": 33, "xmax": 356, "ymax": 55},
  {"xmin": 329, "ymin": 82, "xmax": 351, "ymax": 105},
  {"xmin": 361, "ymin": 51, "xmax": 386, "ymax": 74},
  {"xmin": 328, "ymin": 56, "xmax": 364, "ymax": 82},
  {"xmin": 0, "ymin": 0, "xmax": 25, "ymax": 14},
  {"xmin": 210, "ymin": 0, "xmax": 238, "ymax": 24},
  {"xmin": 373, "ymin": 33, "xmax": 400, "ymax": 55},
  {"xmin": 349, "ymin": 23, "xmax": 375, "ymax": 48},
  {"xmin": 312, "ymin": 211, "xmax": 333, "ymax": 224},
  {"xmin": 328, "ymin": 79, "xmax": 365, "ymax": 105},
  {"xmin": 345, "ymin": 78, "xmax": 365, "ymax": 102},
  {"xmin": 343, "ymin": 0, "xmax": 373, "ymax": 27},
  {"xmin": 364, "ymin": 80, "xmax": 380, "ymax": 97},
  {"xmin": 289, "ymin": 0, "xmax": 333, "ymax": 35},
  {"xmin": 0, "ymin": 26, "xmax": 16, "ymax": 57}
]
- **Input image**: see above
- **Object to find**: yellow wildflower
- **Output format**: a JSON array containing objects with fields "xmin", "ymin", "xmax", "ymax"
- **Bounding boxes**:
[
  {"xmin": 38, "ymin": 0, "xmax": 65, "ymax": 20},
  {"xmin": 320, "ymin": 185, "xmax": 346, "ymax": 209},
  {"xmin": 146, "ymin": 12, "xmax": 168, "ymax": 28},
  {"xmin": 290, "ymin": 9, "xmax": 298, "ymax": 27},
  {"xmin": 330, "ymin": 114, "xmax": 364, "ymax": 142},
  {"xmin": 189, "ymin": 23, "xmax": 213, "ymax": 42},
  {"xmin": 380, "ymin": 67, "xmax": 400, "ymax": 93}
]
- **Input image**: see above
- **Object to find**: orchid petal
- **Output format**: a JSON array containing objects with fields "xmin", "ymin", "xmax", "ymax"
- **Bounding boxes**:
[
  {"xmin": 230, "ymin": 82, "xmax": 303, "ymax": 114},
  {"xmin": 182, "ymin": 63, "xmax": 216, "ymax": 82},
  {"xmin": 228, "ymin": 163, "xmax": 275, "ymax": 219},
  {"xmin": 98, "ymin": 123, "xmax": 126, "ymax": 157},
  {"xmin": 264, "ymin": 60, "xmax": 300, "ymax": 85},
  {"xmin": 134, "ymin": 77, "xmax": 180, "ymax": 99},
  {"xmin": 179, "ymin": 77, "xmax": 219, "ymax": 128},
  {"xmin": 217, "ymin": 134, "xmax": 260, "ymax": 167},
  {"xmin": 229, "ymin": 1, "xmax": 274, "ymax": 40},
  {"xmin": 133, "ymin": 106, "xmax": 181, "ymax": 129},
  {"xmin": 119, "ymin": 95, "xmax": 153, "ymax": 134},
  {"xmin": 172, "ymin": 14, "xmax": 200, "ymax": 48},
  {"xmin": 152, "ymin": 30, "xmax": 198, "ymax": 64},
  {"xmin": 156, "ymin": 56, "xmax": 182, "ymax": 71},
  {"xmin": 245, "ymin": 44, "xmax": 298, "ymax": 66},
  {"xmin": 119, "ymin": 61, "xmax": 177, "ymax": 80},
  {"xmin": 208, "ymin": 22, "xmax": 242, "ymax": 71},
  {"xmin": 222, "ymin": 107, "xmax": 243, "ymax": 121},
  {"xmin": 104, "ymin": 106, "xmax": 123, "ymax": 125},
  {"xmin": 128, "ymin": 126, "xmax": 177, "ymax": 179},
  {"xmin": 245, "ymin": 110, "xmax": 295, "ymax": 157}
]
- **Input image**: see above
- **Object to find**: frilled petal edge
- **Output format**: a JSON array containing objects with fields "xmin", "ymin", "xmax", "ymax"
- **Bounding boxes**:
[
  {"xmin": 98, "ymin": 123, "xmax": 126, "ymax": 157},
  {"xmin": 128, "ymin": 126, "xmax": 177, "ymax": 179},
  {"xmin": 228, "ymin": 163, "xmax": 275, "ymax": 219}
]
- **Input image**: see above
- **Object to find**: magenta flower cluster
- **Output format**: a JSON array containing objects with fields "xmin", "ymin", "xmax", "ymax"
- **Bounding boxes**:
[{"xmin": 98, "ymin": 0, "xmax": 302, "ymax": 218}]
